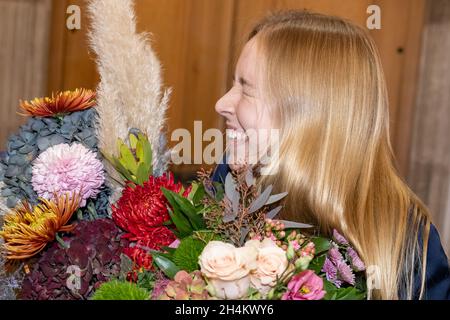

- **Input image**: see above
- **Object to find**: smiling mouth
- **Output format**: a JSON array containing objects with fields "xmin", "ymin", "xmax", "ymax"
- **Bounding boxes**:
[{"xmin": 226, "ymin": 128, "xmax": 247, "ymax": 140}]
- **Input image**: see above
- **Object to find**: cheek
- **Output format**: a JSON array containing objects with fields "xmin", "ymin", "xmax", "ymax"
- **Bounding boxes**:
[
  {"xmin": 236, "ymin": 100, "xmax": 274, "ymax": 131},
  {"xmin": 235, "ymin": 100, "xmax": 258, "ymax": 130}
]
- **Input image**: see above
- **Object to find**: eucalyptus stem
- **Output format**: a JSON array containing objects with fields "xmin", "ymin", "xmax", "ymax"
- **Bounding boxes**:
[{"xmin": 55, "ymin": 233, "xmax": 68, "ymax": 249}]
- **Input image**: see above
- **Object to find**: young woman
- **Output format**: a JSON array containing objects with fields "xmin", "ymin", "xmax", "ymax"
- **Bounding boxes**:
[{"xmin": 213, "ymin": 10, "xmax": 450, "ymax": 300}]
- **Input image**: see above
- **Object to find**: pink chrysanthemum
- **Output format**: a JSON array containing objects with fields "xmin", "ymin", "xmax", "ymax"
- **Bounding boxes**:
[{"xmin": 31, "ymin": 143, "xmax": 105, "ymax": 207}]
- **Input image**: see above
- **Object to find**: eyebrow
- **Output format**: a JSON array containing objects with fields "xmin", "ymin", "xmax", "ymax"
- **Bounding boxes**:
[{"xmin": 232, "ymin": 75, "xmax": 255, "ymax": 89}]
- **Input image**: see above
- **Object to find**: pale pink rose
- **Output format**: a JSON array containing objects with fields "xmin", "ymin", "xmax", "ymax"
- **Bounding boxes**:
[
  {"xmin": 207, "ymin": 277, "xmax": 251, "ymax": 300},
  {"xmin": 282, "ymin": 270, "xmax": 326, "ymax": 300},
  {"xmin": 245, "ymin": 237, "xmax": 288, "ymax": 296},
  {"xmin": 199, "ymin": 241, "xmax": 258, "ymax": 299}
]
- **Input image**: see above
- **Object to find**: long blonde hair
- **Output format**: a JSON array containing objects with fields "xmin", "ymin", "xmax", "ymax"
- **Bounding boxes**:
[{"xmin": 250, "ymin": 10, "xmax": 431, "ymax": 299}]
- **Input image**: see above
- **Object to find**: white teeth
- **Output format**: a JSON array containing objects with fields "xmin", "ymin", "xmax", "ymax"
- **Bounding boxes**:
[{"xmin": 226, "ymin": 129, "xmax": 246, "ymax": 140}]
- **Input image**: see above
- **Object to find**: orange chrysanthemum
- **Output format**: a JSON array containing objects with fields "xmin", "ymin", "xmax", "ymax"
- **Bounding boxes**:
[
  {"xmin": 19, "ymin": 88, "xmax": 96, "ymax": 117},
  {"xmin": 0, "ymin": 194, "xmax": 80, "ymax": 260}
]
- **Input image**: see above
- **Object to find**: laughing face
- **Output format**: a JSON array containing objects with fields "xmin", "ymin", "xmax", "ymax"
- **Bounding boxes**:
[{"xmin": 215, "ymin": 37, "xmax": 276, "ymax": 169}]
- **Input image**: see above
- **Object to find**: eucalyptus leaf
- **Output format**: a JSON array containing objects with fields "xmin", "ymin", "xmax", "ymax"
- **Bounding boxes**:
[
  {"xmin": 248, "ymin": 185, "xmax": 273, "ymax": 213},
  {"xmin": 245, "ymin": 169, "xmax": 255, "ymax": 186},
  {"xmin": 278, "ymin": 219, "xmax": 314, "ymax": 229},
  {"xmin": 224, "ymin": 173, "xmax": 238, "ymax": 202},
  {"xmin": 265, "ymin": 192, "xmax": 288, "ymax": 205},
  {"xmin": 222, "ymin": 210, "xmax": 237, "ymax": 223},
  {"xmin": 266, "ymin": 206, "xmax": 282, "ymax": 219},
  {"xmin": 239, "ymin": 227, "xmax": 250, "ymax": 246}
]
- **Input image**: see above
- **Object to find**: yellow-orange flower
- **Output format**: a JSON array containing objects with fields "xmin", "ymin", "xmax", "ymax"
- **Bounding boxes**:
[
  {"xmin": 19, "ymin": 88, "xmax": 96, "ymax": 117},
  {"xmin": 0, "ymin": 194, "xmax": 80, "ymax": 260}
]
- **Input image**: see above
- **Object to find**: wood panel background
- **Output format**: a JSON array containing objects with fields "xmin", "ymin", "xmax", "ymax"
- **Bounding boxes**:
[
  {"xmin": 0, "ymin": 0, "xmax": 52, "ymax": 150},
  {"xmin": 408, "ymin": 0, "xmax": 450, "ymax": 255}
]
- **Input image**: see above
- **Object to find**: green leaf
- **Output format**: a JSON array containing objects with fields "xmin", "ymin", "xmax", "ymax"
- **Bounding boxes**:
[
  {"xmin": 167, "ymin": 207, "xmax": 192, "ymax": 238},
  {"xmin": 119, "ymin": 139, "xmax": 138, "ymax": 174},
  {"xmin": 102, "ymin": 151, "xmax": 132, "ymax": 182},
  {"xmin": 135, "ymin": 271, "xmax": 156, "ymax": 292},
  {"xmin": 187, "ymin": 182, "xmax": 198, "ymax": 201},
  {"xmin": 172, "ymin": 236, "xmax": 206, "ymax": 272},
  {"xmin": 152, "ymin": 252, "xmax": 180, "ymax": 279},
  {"xmin": 212, "ymin": 182, "xmax": 224, "ymax": 201},
  {"xmin": 159, "ymin": 246, "xmax": 177, "ymax": 256},
  {"xmin": 136, "ymin": 138, "xmax": 144, "ymax": 162},
  {"xmin": 139, "ymin": 133, "xmax": 152, "ymax": 172},
  {"xmin": 323, "ymin": 279, "xmax": 338, "ymax": 300},
  {"xmin": 163, "ymin": 188, "xmax": 205, "ymax": 230},
  {"xmin": 135, "ymin": 162, "xmax": 149, "ymax": 185},
  {"xmin": 311, "ymin": 237, "xmax": 331, "ymax": 254},
  {"xmin": 308, "ymin": 254, "xmax": 326, "ymax": 273},
  {"xmin": 112, "ymin": 158, "xmax": 134, "ymax": 182},
  {"xmin": 92, "ymin": 280, "xmax": 150, "ymax": 300},
  {"xmin": 129, "ymin": 133, "xmax": 138, "ymax": 150},
  {"xmin": 191, "ymin": 183, "xmax": 206, "ymax": 206},
  {"xmin": 193, "ymin": 230, "xmax": 221, "ymax": 243},
  {"xmin": 334, "ymin": 287, "xmax": 366, "ymax": 300},
  {"xmin": 322, "ymin": 279, "xmax": 366, "ymax": 300}
]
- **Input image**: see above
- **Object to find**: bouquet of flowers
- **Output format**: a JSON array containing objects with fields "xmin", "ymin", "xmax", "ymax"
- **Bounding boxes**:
[
  {"xmin": 103, "ymin": 162, "xmax": 367, "ymax": 301},
  {"xmin": 0, "ymin": 0, "xmax": 367, "ymax": 301}
]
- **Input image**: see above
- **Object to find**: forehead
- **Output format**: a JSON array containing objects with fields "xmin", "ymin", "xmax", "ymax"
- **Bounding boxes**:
[{"xmin": 236, "ymin": 37, "xmax": 260, "ymax": 79}]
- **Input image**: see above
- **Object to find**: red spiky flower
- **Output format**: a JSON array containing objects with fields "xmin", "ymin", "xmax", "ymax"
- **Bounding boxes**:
[{"xmin": 112, "ymin": 173, "xmax": 190, "ymax": 270}]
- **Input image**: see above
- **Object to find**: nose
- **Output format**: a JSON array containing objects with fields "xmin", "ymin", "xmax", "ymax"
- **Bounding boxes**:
[{"xmin": 215, "ymin": 88, "xmax": 236, "ymax": 117}]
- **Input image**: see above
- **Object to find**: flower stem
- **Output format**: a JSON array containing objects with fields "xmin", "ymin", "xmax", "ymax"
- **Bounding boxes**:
[{"xmin": 55, "ymin": 233, "xmax": 68, "ymax": 249}]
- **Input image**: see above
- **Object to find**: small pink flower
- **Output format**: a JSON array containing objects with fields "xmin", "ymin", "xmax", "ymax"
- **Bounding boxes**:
[
  {"xmin": 299, "ymin": 242, "xmax": 315, "ymax": 257},
  {"xmin": 282, "ymin": 270, "xmax": 326, "ymax": 300},
  {"xmin": 251, "ymin": 235, "xmax": 263, "ymax": 241},
  {"xmin": 290, "ymin": 240, "xmax": 300, "ymax": 251}
]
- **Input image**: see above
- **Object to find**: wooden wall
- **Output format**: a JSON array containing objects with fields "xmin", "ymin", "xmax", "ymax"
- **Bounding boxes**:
[
  {"xmin": 2, "ymin": 0, "xmax": 426, "ymax": 179},
  {"xmin": 407, "ymin": 0, "xmax": 450, "ymax": 255},
  {"xmin": 0, "ymin": 0, "xmax": 52, "ymax": 150}
]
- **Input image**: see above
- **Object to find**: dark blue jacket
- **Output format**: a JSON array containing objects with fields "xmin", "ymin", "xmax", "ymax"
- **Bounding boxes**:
[{"xmin": 211, "ymin": 162, "xmax": 450, "ymax": 300}]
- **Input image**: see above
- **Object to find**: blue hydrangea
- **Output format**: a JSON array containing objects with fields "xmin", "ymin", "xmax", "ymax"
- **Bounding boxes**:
[{"xmin": 0, "ymin": 108, "xmax": 110, "ymax": 219}]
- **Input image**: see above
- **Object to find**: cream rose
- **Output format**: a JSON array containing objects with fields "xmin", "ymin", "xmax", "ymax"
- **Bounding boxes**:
[
  {"xmin": 199, "ymin": 241, "xmax": 258, "ymax": 299},
  {"xmin": 246, "ymin": 237, "xmax": 289, "ymax": 296}
]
